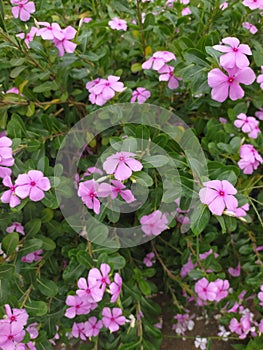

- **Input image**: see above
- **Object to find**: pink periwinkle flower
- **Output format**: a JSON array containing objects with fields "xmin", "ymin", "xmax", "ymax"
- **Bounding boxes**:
[
  {"xmin": 36, "ymin": 22, "xmax": 64, "ymax": 41},
  {"xmin": 88, "ymin": 75, "xmax": 125, "ymax": 106},
  {"xmin": 0, "ymin": 136, "xmax": 14, "ymax": 178},
  {"xmin": 180, "ymin": 257, "xmax": 196, "ymax": 278},
  {"xmin": 234, "ymin": 113, "xmax": 260, "ymax": 139},
  {"xmin": 21, "ymin": 249, "xmax": 43, "ymax": 263},
  {"xmin": 214, "ymin": 279, "xmax": 229, "ymax": 302},
  {"xmin": 98, "ymin": 180, "xmax": 135, "ymax": 203},
  {"xmin": 4, "ymin": 87, "xmax": 19, "ymax": 95},
  {"xmin": 16, "ymin": 26, "xmax": 38, "ymax": 48},
  {"xmin": 1, "ymin": 176, "xmax": 21, "ymax": 208},
  {"xmin": 208, "ymin": 67, "xmax": 255, "ymax": 102},
  {"xmin": 78, "ymin": 179, "xmax": 101, "ymax": 214},
  {"xmin": 140, "ymin": 210, "xmax": 168, "ymax": 236},
  {"xmin": 88, "ymin": 263, "xmax": 111, "ymax": 292},
  {"xmin": 0, "ymin": 321, "xmax": 26, "ymax": 349},
  {"xmin": 6, "ymin": 222, "xmax": 25, "ymax": 235},
  {"xmin": 26, "ymin": 323, "xmax": 38, "ymax": 339},
  {"xmin": 181, "ymin": 7, "xmax": 192, "ymax": 16},
  {"xmin": 213, "ymin": 37, "xmax": 252, "ymax": 69},
  {"xmin": 102, "ymin": 307, "xmax": 126, "ymax": 333},
  {"xmin": 258, "ymin": 285, "xmax": 263, "ymax": 306},
  {"xmin": 142, "ymin": 51, "xmax": 176, "ymax": 71},
  {"xmin": 53, "ymin": 26, "xmax": 77, "ymax": 57},
  {"xmin": 242, "ymin": 22, "xmax": 258, "ymax": 34},
  {"xmin": 71, "ymin": 322, "xmax": 87, "ymax": 341},
  {"xmin": 103, "ymin": 151, "xmax": 143, "ymax": 181},
  {"xmin": 257, "ymin": 71, "xmax": 263, "ymax": 89},
  {"xmin": 220, "ymin": 2, "xmax": 228, "ymax": 10},
  {"xmin": 172, "ymin": 313, "xmax": 195, "ymax": 336},
  {"xmin": 238, "ymin": 144, "xmax": 263, "ymax": 174},
  {"xmin": 228, "ymin": 263, "xmax": 241, "ymax": 277},
  {"xmin": 229, "ymin": 313, "xmax": 251, "ymax": 339},
  {"xmin": 194, "ymin": 277, "xmax": 218, "ymax": 301},
  {"xmin": 143, "ymin": 252, "xmax": 155, "ymax": 267},
  {"xmin": 255, "ymin": 108, "xmax": 263, "ymax": 120},
  {"xmin": 232, "ymin": 203, "xmax": 250, "ymax": 218},
  {"xmin": 65, "ymin": 295, "xmax": 92, "ymax": 318},
  {"xmin": 131, "ymin": 87, "xmax": 151, "ymax": 104},
  {"xmin": 199, "ymin": 248, "xmax": 218, "ymax": 260},
  {"xmin": 242, "ymin": 0, "xmax": 263, "ymax": 10},
  {"xmin": 109, "ymin": 273, "xmax": 122, "ymax": 303},
  {"xmin": 108, "ymin": 17, "xmax": 127, "ymax": 31},
  {"xmin": 199, "ymin": 180, "xmax": 238, "ymax": 216},
  {"xmin": 158, "ymin": 64, "xmax": 181, "ymax": 89},
  {"xmin": 15, "ymin": 170, "xmax": 51, "ymax": 202},
  {"xmin": 84, "ymin": 317, "xmax": 103, "ymax": 337},
  {"xmin": 4, "ymin": 304, "xmax": 28, "ymax": 326},
  {"xmin": 11, "ymin": 0, "xmax": 35, "ymax": 22},
  {"xmin": 76, "ymin": 276, "xmax": 103, "ymax": 304}
]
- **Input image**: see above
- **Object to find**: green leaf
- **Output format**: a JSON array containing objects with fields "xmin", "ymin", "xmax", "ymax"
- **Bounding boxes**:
[
  {"xmin": 38, "ymin": 235, "xmax": 56, "ymax": 250},
  {"xmin": 19, "ymin": 238, "xmax": 43, "ymax": 255},
  {"xmin": 215, "ymin": 215, "xmax": 226, "ymax": 234},
  {"xmin": 0, "ymin": 0, "xmax": 6, "ymax": 31},
  {"xmin": 143, "ymin": 155, "xmax": 169, "ymax": 168},
  {"xmin": 0, "ymin": 265, "xmax": 15, "ymax": 278},
  {"xmin": 138, "ymin": 279, "xmax": 152, "ymax": 296},
  {"xmin": 108, "ymin": 255, "xmax": 126, "ymax": 269},
  {"xmin": 24, "ymin": 219, "xmax": 42, "ymax": 236},
  {"xmin": 76, "ymin": 250, "xmax": 94, "ymax": 269},
  {"xmin": 131, "ymin": 63, "xmax": 142, "ymax": 73},
  {"xmin": 119, "ymin": 341, "xmax": 141, "ymax": 350},
  {"xmin": 191, "ymin": 205, "xmax": 210, "ymax": 235},
  {"xmin": 131, "ymin": 171, "xmax": 153, "ymax": 187},
  {"xmin": 2, "ymin": 232, "xmax": 19, "ymax": 256},
  {"xmin": 37, "ymin": 278, "xmax": 58, "ymax": 297},
  {"xmin": 33, "ymin": 81, "xmax": 58, "ymax": 93},
  {"xmin": 25, "ymin": 301, "xmax": 48, "ymax": 316},
  {"xmin": 10, "ymin": 66, "xmax": 27, "ymax": 78}
]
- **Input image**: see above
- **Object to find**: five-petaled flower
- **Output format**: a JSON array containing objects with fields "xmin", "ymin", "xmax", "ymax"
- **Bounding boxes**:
[
  {"xmin": 11, "ymin": 0, "xmax": 35, "ymax": 22},
  {"xmin": 140, "ymin": 210, "xmax": 168, "ymax": 236},
  {"xmin": 102, "ymin": 307, "xmax": 126, "ymax": 333}
]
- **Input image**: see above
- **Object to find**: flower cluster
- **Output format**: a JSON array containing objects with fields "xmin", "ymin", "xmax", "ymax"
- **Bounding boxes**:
[
  {"xmin": 194, "ymin": 277, "xmax": 230, "ymax": 302},
  {"xmin": 142, "ymin": 51, "xmax": 181, "ymax": 90},
  {"xmin": 208, "ymin": 37, "xmax": 255, "ymax": 102},
  {"xmin": 86, "ymin": 76, "xmax": 125, "ymax": 106},
  {"xmin": 172, "ymin": 312, "xmax": 195, "ymax": 337},
  {"xmin": 238, "ymin": 144, "xmax": 263, "ymax": 174},
  {"xmin": 65, "ymin": 264, "xmax": 126, "ymax": 336},
  {"xmin": 21, "ymin": 249, "xmax": 43, "ymax": 263}
]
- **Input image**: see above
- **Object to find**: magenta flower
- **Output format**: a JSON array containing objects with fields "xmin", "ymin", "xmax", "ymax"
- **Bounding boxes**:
[
  {"xmin": 234, "ymin": 113, "xmax": 260, "ymax": 138},
  {"xmin": 109, "ymin": 273, "xmax": 122, "ymax": 303},
  {"xmin": 4, "ymin": 87, "xmax": 19, "ymax": 94},
  {"xmin": 16, "ymin": 26, "xmax": 38, "ymax": 48},
  {"xmin": 214, "ymin": 279, "xmax": 229, "ymax": 302},
  {"xmin": 242, "ymin": 0, "xmax": 263, "ymax": 10},
  {"xmin": 181, "ymin": 7, "xmax": 192, "ymax": 16},
  {"xmin": 4, "ymin": 304, "xmax": 29, "ymax": 326},
  {"xmin": 11, "ymin": 0, "xmax": 35, "ymax": 22},
  {"xmin": 65, "ymin": 295, "xmax": 91, "ymax": 318},
  {"xmin": 6, "ymin": 222, "xmax": 25, "ymax": 235},
  {"xmin": 72, "ymin": 322, "xmax": 86, "ymax": 340},
  {"xmin": 15, "ymin": 170, "xmax": 51, "ymax": 202},
  {"xmin": 108, "ymin": 17, "xmax": 127, "ymax": 31},
  {"xmin": 102, "ymin": 307, "xmax": 126, "ymax": 332},
  {"xmin": 213, "ymin": 37, "xmax": 252, "ymax": 69},
  {"xmin": 242, "ymin": 22, "xmax": 258, "ymax": 34},
  {"xmin": 84, "ymin": 317, "xmax": 103, "ymax": 337},
  {"xmin": 78, "ymin": 179, "xmax": 101, "ymax": 214},
  {"xmin": 1, "ymin": 176, "xmax": 21, "ymax": 208},
  {"xmin": 88, "ymin": 264, "xmax": 111, "ymax": 292},
  {"xmin": 0, "ymin": 321, "xmax": 26, "ymax": 349},
  {"xmin": 143, "ymin": 252, "xmax": 156, "ymax": 267},
  {"xmin": 194, "ymin": 277, "xmax": 217, "ymax": 301},
  {"xmin": 98, "ymin": 180, "xmax": 135, "ymax": 203},
  {"xmin": 238, "ymin": 144, "xmax": 263, "ymax": 174},
  {"xmin": 36, "ymin": 22, "xmax": 64, "ymax": 40},
  {"xmin": 21, "ymin": 249, "xmax": 43, "ymax": 263},
  {"xmin": 103, "ymin": 151, "xmax": 143, "ymax": 181},
  {"xmin": 76, "ymin": 276, "xmax": 104, "ymax": 302},
  {"xmin": 131, "ymin": 87, "xmax": 151, "ymax": 104},
  {"xmin": 208, "ymin": 67, "xmax": 255, "ymax": 102},
  {"xmin": 53, "ymin": 26, "xmax": 77, "ymax": 57},
  {"xmin": 180, "ymin": 257, "xmax": 196, "ymax": 278},
  {"xmin": 90, "ymin": 76, "xmax": 125, "ymax": 104},
  {"xmin": 158, "ymin": 64, "xmax": 181, "ymax": 89},
  {"xmin": 228, "ymin": 263, "xmax": 241, "ymax": 277},
  {"xmin": 199, "ymin": 180, "xmax": 238, "ymax": 216},
  {"xmin": 140, "ymin": 210, "xmax": 168, "ymax": 236},
  {"xmin": 229, "ymin": 314, "xmax": 251, "ymax": 339},
  {"xmin": 142, "ymin": 51, "xmax": 176, "ymax": 71}
]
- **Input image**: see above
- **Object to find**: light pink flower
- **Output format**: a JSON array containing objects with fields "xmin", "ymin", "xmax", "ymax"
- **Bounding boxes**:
[
  {"xmin": 77, "ymin": 179, "xmax": 101, "ymax": 214},
  {"xmin": 21, "ymin": 249, "xmax": 43, "ymax": 263},
  {"xmin": 84, "ymin": 317, "xmax": 103, "ymax": 337},
  {"xmin": 194, "ymin": 277, "xmax": 217, "ymax": 301},
  {"xmin": 16, "ymin": 26, "xmax": 38, "ymax": 48},
  {"xmin": 242, "ymin": 0, "xmax": 263, "ymax": 10},
  {"xmin": 143, "ymin": 252, "xmax": 155, "ymax": 267},
  {"xmin": 199, "ymin": 180, "xmax": 238, "ymax": 216},
  {"xmin": 233, "ymin": 203, "xmax": 249, "ymax": 217},
  {"xmin": 103, "ymin": 151, "xmax": 143, "ymax": 181},
  {"xmin": 83, "ymin": 17, "xmax": 92, "ymax": 23},
  {"xmin": 76, "ymin": 276, "xmax": 104, "ymax": 303},
  {"xmin": 108, "ymin": 17, "xmax": 127, "ymax": 31},
  {"xmin": 213, "ymin": 37, "xmax": 252, "ymax": 69},
  {"xmin": 26, "ymin": 323, "xmax": 38, "ymax": 339},
  {"xmin": 0, "ymin": 136, "xmax": 14, "ymax": 178},
  {"xmin": 234, "ymin": 113, "xmax": 260, "ymax": 138},
  {"xmin": 214, "ymin": 279, "xmax": 229, "ymax": 302},
  {"xmin": 220, "ymin": 2, "xmax": 228, "ymax": 10},
  {"xmin": 257, "ymin": 73, "xmax": 263, "ymax": 89},
  {"xmin": 4, "ymin": 304, "xmax": 28, "ymax": 326},
  {"xmin": 65, "ymin": 295, "xmax": 91, "ymax": 318},
  {"xmin": 255, "ymin": 108, "xmax": 263, "ymax": 120},
  {"xmin": 6, "ymin": 222, "xmax": 25, "ymax": 235},
  {"xmin": 208, "ymin": 67, "xmax": 255, "ymax": 102},
  {"xmin": 0, "ymin": 321, "xmax": 26, "ymax": 349},
  {"xmin": 102, "ymin": 307, "xmax": 126, "ymax": 332},
  {"xmin": 1, "ymin": 176, "xmax": 21, "ymax": 208},
  {"xmin": 88, "ymin": 263, "xmax": 111, "ymax": 292},
  {"xmin": 72, "ymin": 322, "xmax": 86, "ymax": 340},
  {"xmin": 109, "ymin": 273, "xmax": 122, "ymax": 303},
  {"xmin": 172, "ymin": 313, "xmax": 195, "ymax": 336},
  {"xmin": 142, "ymin": 51, "xmax": 176, "ymax": 71},
  {"xmin": 15, "ymin": 170, "xmax": 51, "ymax": 202},
  {"xmin": 242, "ymin": 22, "xmax": 258, "ymax": 34},
  {"xmin": 181, "ymin": 7, "xmax": 192, "ymax": 16},
  {"xmin": 258, "ymin": 285, "xmax": 263, "ymax": 306},
  {"xmin": 180, "ymin": 257, "xmax": 196, "ymax": 278},
  {"xmin": 5, "ymin": 87, "xmax": 19, "ymax": 94},
  {"xmin": 158, "ymin": 64, "xmax": 181, "ymax": 89},
  {"xmin": 53, "ymin": 26, "xmax": 77, "ymax": 56},
  {"xmin": 37, "ymin": 22, "xmax": 64, "ymax": 40},
  {"xmin": 11, "ymin": 0, "xmax": 35, "ymax": 22},
  {"xmin": 131, "ymin": 87, "xmax": 151, "ymax": 104},
  {"xmin": 89, "ymin": 76, "xmax": 125, "ymax": 104},
  {"xmin": 98, "ymin": 180, "xmax": 135, "ymax": 203},
  {"xmin": 140, "ymin": 210, "xmax": 168, "ymax": 236},
  {"xmin": 238, "ymin": 144, "xmax": 263, "ymax": 174},
  {"xmin": 228, "ymin": 263, "xmax": 241, "ymax": 277}
]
